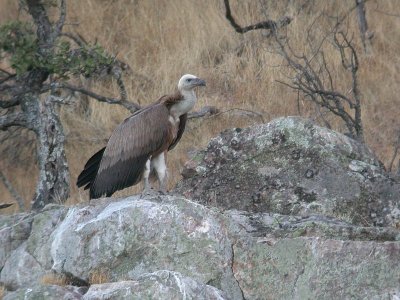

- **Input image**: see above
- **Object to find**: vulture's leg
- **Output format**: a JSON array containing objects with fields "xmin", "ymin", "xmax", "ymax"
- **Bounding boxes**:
[
  {"xmin": 141, "ymin": 159, "xmax": 153, "ymax": 196},
  {"xmin": 152, "ymin": 152, "xmax": 167, "ymax": 194}
]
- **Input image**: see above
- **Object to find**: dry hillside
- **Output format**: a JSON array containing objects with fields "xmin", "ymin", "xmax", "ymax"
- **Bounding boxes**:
[{"xmin": 1, "ymin": 0, "xmax": 400, "ymax": 211}]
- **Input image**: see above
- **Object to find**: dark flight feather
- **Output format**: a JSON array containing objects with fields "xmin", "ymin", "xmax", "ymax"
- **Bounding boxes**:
[{"xmin": 77, "ymin": 147, "xmax": 105, "ymax": 189}]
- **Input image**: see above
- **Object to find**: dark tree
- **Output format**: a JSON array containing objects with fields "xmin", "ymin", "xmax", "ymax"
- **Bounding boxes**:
[
  {"xmin": 355, "ymin": 0, "xmax": 372, "ymax": 54},
  {"xmin": 222, "ymin": 0, "xmax": 364, "ymax": 142},
  {"xmin": 273, "ymin": 28, "xmax": 364, "ymax": 142},
  {"xmin": 0, "ymin": 0, "xmax": 139, "ymax": 210}
]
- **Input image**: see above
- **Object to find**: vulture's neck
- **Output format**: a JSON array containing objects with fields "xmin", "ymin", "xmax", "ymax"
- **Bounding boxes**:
[{"xmin": 170, "ymin": 89, "xmax": 196, "ymax": 119}]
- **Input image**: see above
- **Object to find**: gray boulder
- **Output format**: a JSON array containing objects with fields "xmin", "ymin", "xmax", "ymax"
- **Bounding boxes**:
[
  {"xmin": 83, "ymin": 270, "xmax": 226, "ymax": 299},
  {"xmin": 0, "ymin": 213, "xmax": 33, "ymax": 270},
  {"xmin": 1, "ymin": 117, "xmax": 399, "ymax": 299},
  {"xmin": 0, "ymin": 205, "xmax": 67, "ymax": 291},
  {"xmin": 1, "ymin": 195, "xmax": 399, "ymax": 299},
  {"xmin": 227, "ymin": 210, "xmax": 400, "ymax": 299},
  {"xmin": 0, "ymin": 242, "xmax": 45, "ymax": 291},
  {"xmin": 175, "ymin": 117, "xmax": 400, "ymax": 227},
  {"xmin": 50, "ymin": 196, "xmax": 242, "ymax": 299},
  {"xmin": 3, "ymin": 285, "xmax": 86, "ymax": 300}
]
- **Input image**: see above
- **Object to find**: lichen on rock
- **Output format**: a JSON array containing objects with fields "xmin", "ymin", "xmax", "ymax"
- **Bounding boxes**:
[{"xmin": 1, "ymin": 117, "xmax": 400, "ymax": 299}]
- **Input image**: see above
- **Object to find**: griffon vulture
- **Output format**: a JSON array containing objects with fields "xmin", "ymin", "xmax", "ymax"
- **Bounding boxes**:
[{"xmin": 77, "ymin": 74, "xmax": 206, "ymax": 199}]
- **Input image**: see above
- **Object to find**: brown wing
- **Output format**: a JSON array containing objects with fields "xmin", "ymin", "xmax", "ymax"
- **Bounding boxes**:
[
  {"xmin": 157, "ymin": 91, "xmax": 183, "ymax": 108},
  {"xmin": 158, "ymin": 92, "xmax": 186, "ymax": 150},
  {"xmin": 168, "ymin": 113, "xmax": 187, "ymax": 150},
  {"xmin": 89, "ymin": 103, "xmax": 171, "ymax": 199}
]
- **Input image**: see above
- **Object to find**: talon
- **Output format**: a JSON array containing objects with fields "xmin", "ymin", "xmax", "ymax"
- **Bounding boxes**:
[
  {"xmin": 141, "ymin": 188, "xmax": 157, "ymax": 198},
  {"xmin": 158, "ymin": 189, "xmax": 168, "ymax": 196}
]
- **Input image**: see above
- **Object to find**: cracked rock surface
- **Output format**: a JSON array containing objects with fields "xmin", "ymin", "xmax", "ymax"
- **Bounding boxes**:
[
  {"xmin": 1, "ymin": 195, "xmax": 399, "ymax": 299},
  {"xmin": 176, "ymin": 117, "xmax": 400, "ymax": 228},
  {"xmin": 1, "ymin": 117, "xmax": 400, "ymax": 299}
]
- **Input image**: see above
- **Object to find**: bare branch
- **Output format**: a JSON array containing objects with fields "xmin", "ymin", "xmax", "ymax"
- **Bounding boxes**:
[
  {"xmin": 188, "ymin": 106, "xmax": 219, "ymax": 119},
  {"xmin": 0, "ymin": 170, "xmax": 24, "ymax": 211},
  {"xmin": 54, "ymin": 0, "xmax": 66, "ymax": 36},
  {"xmin": 55, "ymin": 83, "xmax": 140, "ymax": 113},
  {"xmin": 60, "ymin": 32, "xmax": 86, "ymax": 47},
  {"xmin": 110, "ymin": 66, "xmax": 128, "ymax": 102},
  {"xmin": 206, "ymin": 107, "xmax": 266, "ymax": 123},
  {"xmin": 0, "ymin": 97, "xmax": 20, "ymax": 108},
  {"xmin": 0, "ymin": 203, "xmax": 14, "ymax": 210},
  {"xmin": 26, "ymin": 0, "xmax": 53, "ymax": 46},
  {"xmin": 0, "ymin": 68, "xmax": 14, "ymax": 76},
  {"xmin": 0, "ymin": 112, "xmax": 29, "ymax": 130},
  {"xmin": 0, "ymin": 73, "xmax": 16, "ymax": 84},
  {"xmin": 374, "ymin": 8, "xmax": 400, "ymax": 18},
  {"xmin": 273, "ymin": 25, "xmax": 364, "ymax": 141},
  {"xmin": 223, "ymin": 0, "xmax": 292, "ymax": 34},
  {"xmin": 355, "ymin": 0, "xmax": 370, "ymax": 53},
  {"xmin": 388, "ymin": 131, "xmax": 400, "ymax": 172}
]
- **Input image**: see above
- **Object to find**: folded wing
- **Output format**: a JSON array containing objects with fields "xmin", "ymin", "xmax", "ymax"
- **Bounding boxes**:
[{"xmin": 89, "ymin": 103, "xmax": 171, "ymax": 198}]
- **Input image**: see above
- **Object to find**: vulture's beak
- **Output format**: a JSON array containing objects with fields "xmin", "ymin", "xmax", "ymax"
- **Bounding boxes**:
[{"xmin": 195, "ymin": 78, "xmax": 206, "ymax": 87}]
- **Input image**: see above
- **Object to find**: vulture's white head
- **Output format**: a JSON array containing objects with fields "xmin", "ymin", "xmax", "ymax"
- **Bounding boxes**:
[
  {"xmin": 169, "ymin": 74, "xmax": 206, "ymax": 119},
  {"xmin": 178, "ymin": 74, "xmax": 206, "ymax": 92}
]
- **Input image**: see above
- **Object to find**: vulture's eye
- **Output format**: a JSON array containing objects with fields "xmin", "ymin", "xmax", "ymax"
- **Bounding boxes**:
[{"xmin": 187, "ymin": 78, "xmax": 192, "ymax": 82}]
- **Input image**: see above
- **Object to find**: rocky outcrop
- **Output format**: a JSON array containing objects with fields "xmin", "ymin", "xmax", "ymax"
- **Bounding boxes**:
[
  {"xmin": 1, "ymin": 117, "xmax": 399, "ymax": 299},
  {"xmin": 49, "ymin": 196, "xmax": 241, "ymax": 298},
  {"xmin": 0, "ymin": 213, "xmax": 33, "ymax": 270},
  {"xmin": 176, "ymin": 117, "xmax": 400, "ymax": 228},
  {"xmin": 1, "ymin": 195, "xmax": 399, "ymax": 299},
  {"xmin": 3, "ymin": 285, "xmax": 86, "ymax": 300},
  {"xmin": 83, "ymin": 271, "xmax": 226, "ymax": 300}
]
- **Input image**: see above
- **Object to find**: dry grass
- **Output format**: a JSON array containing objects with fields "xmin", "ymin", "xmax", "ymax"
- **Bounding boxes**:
[
  {"xmin": 88, "ymin": 269, "xmax": 109, "ymax": 285},
  {"xmin": 0, "ymin": 285, "xmax": 5, "ymax": 299},
  {"xmin": 41, "ymin": 273, "xmax": 69, "ymax": 286},
  {"xmin": 1, "ymin": 0, "xmax": 400, "ymax": 210}
]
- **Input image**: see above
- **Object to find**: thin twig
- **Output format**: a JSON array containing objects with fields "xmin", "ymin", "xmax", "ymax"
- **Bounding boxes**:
[
  {"xmin": 388, "ymin": 132, "xmax": 400, "ymax": 172},
  {"xmin": 188, "ymin": 106, "xmax": 219, "ymax": 119},
  {"xmin": 223, "ymin": 0, "xmax": 292, "ymax": 34},
  {"xmin": 0, "ymin": 98, "xmax": 20, "ymax": 109},
  {"xmin": 54, "ymin": 0, "xmax": 66, "ymax": 36},
  {"xmin": 0, "ymin": 170, "xmax": 24, "ymax": 211},
  {"xmin": 0, "ymin": 203, "xmax": 14, "ymax": 210},
  {"xmin": 60, "ymin": 32, "xmax": 86, "ymax": 47},
  {"xmin": 0, "ymin": 112, "xmax": 29, "ymax": 130},
  {"xmin": 0, "ymin": 68, "xmax": 14, "ymax": 76},
  {"xmin": 207, "ymin": 107, "xmax": 266, "ymax": 123},
  {"xmin": 374, "ymin": 9, "xmax": 400, "ymax": 18}
]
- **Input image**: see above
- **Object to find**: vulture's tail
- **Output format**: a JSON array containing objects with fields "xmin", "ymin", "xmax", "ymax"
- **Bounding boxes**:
[{"xmin": 77, "ymin": 147, "xmax": 106, "ymax": 190}]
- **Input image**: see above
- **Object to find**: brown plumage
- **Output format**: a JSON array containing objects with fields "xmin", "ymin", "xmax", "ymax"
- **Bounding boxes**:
[{"xmin": 77, "ymin": 74, "xmax": 205, "ymax": 199}]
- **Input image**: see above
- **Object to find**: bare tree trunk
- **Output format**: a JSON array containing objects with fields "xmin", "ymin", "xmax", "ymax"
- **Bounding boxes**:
[
  {"xmin": 20, "ymin": 91, "xmax": 69, "ymax": 210},
  {"xmin": 355, "ymin": 0, "xmax": 372, "ymax": 54}
]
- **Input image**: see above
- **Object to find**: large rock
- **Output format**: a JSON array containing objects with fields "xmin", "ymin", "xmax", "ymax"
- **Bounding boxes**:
[
  {"xmin": 0, "ymin": 205, "xmax": 67, "ymax": 290},
  {"xmin": 83, "ymin": 271, "xmax": 226, "ymax": 299},
  {"xmin": 175, "ymin": 117, "xmax": 400, "ymax": 227},
  {"xmin": 3, "ymin": 285, "xmax": 86, "ymax": 300},
  {"xmin": 3, "ymin": 271, "xmax": 225, "ymax": 300},
  {"xmin": 26, "ymin": 205, "xmax": 68, "ymax": 269},
  {"xmin": 50, "ymin": 196, "xmax": 242, "ymax": 299},
  {"xmin": 1, "ymin": 196, "xmax": 399, "ymax": 299},
  {"xmin": 1, "ymin": 117, "xmax": 399, "ymax": 299},
  {"xmin": 0, "ymin": 213, "xmax": 33, "ymax": 270},
  {"xmin": 227, "ymin": 210, "xmax": 400, "ymax": 299},
  {"xmin": 0, "ymin": 242, "xmax": 45, "ymax": 291}
]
